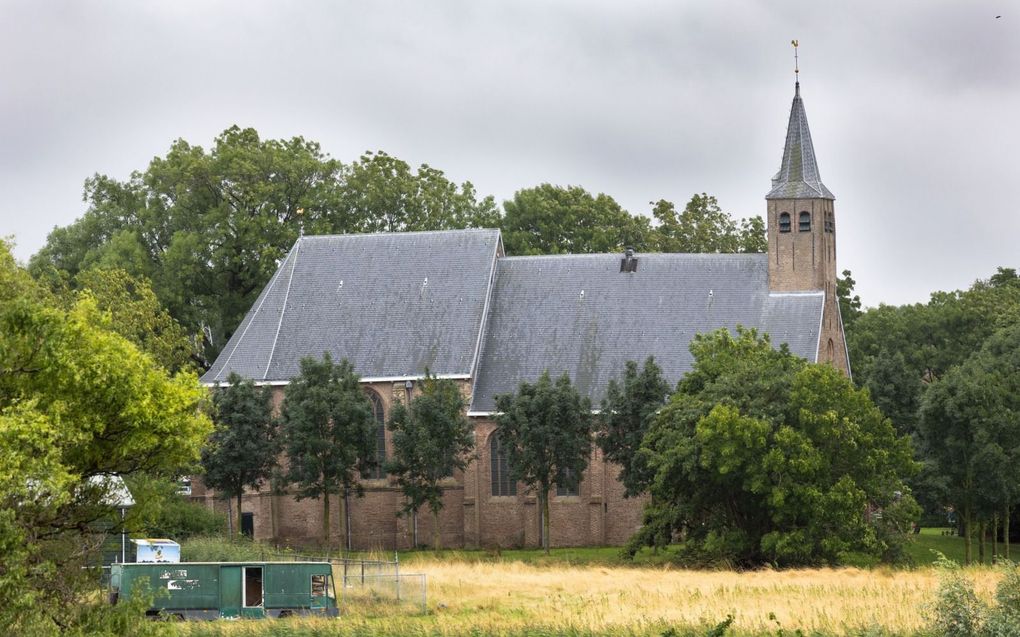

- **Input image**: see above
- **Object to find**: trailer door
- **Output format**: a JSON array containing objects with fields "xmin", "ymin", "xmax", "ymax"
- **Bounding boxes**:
[{"xmin": 219, "ymin": 566, "xmax": 241, "ymax": 618}]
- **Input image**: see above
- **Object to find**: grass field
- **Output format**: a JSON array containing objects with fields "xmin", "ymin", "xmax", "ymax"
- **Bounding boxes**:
[{"xmin": 173, "ymin": 529, "xmax": 1013, "ymax": 636}]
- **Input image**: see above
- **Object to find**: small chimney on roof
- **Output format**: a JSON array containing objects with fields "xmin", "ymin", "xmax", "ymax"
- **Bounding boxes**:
[{"xmin": 620, "ymin": 247, "xmax": 638, "ymax": 273}]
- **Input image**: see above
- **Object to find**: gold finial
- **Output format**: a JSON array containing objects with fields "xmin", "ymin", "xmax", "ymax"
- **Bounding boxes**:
[{"xmin": 791, "ymin": 39, "xmax": 799, "ymax": 78}]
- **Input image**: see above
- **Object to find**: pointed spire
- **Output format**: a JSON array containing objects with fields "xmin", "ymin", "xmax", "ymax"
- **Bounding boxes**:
[{"xmin": 766, "ymin": 82, "xmax": 834, "ymax": 200}]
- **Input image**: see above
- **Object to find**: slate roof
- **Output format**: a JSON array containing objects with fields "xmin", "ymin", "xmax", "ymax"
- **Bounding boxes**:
[
  {"xmin": 468, "ymin": 253, "xmax": 823, "ymax": 412},
  {"xmin": 202, "ymin": 229, "xmax": 502, "ymax": 383},
  {"xmin": 766, "ymin": 82, "xmax": 835, "ymax": 200}
]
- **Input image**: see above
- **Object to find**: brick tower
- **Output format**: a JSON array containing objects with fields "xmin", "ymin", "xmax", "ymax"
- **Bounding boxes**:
[{"xmin": 765, "ymin": 80, "xmax": 849, "ymax": 374}]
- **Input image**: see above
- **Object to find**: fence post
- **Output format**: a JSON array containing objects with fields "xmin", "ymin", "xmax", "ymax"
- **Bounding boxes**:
[{"xmin": 395, "ymin": 552, "xmax": 401, "ymax": 601}]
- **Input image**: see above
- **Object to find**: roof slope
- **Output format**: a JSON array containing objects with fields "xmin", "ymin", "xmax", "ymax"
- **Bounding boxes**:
[
  {"xmin": 469, "ymin": 253, "xmax": 823, "ymax": 412},
  {"xmin": 766, "ymin": 82, "xmax": 834, "ymax": 200},
  {"xmin": 202, "ymin": 229, "xmax": 501, "ymax": 383}
]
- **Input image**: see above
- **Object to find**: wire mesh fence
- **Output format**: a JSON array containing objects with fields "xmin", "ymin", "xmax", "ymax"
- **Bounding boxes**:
[{"xmin": 337, "ymin": 573, "xmax": 428, "ymax": 615}]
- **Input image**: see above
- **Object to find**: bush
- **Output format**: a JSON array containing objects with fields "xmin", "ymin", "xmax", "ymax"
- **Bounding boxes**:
[
  {"xmin": 926, "ymin": 554, "xmax": 1020, "ymax": 637},
  {"xmin": 144, "ymin": 496, "xmax": 226, "ymax": 540},
  {"xmin": 179, "ymin": 535, "xmax": 296, "ymax": 562}
]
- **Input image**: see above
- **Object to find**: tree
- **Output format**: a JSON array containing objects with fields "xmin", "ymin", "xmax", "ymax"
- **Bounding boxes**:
[
  {"xmin": 636, "ymin": 328, "xmax": 918, "ymax": 567},
  {"xmin": 385, "ymin": 374, "xmax": 475, "ymax": 549},
  {"xmin": 920, "ymin": 324, "xmax": 1020, "ymax": 563},
  {"xmin": 650, "ymin": 194, "xmax": 766, "ymax": 253},
  {"xmin": 201, "ymin": 373, "xmax": 279, "ymax": 538},
  {"xmin": 328, "ymin": 151, "xmax": 499, "ymax": 234},
  {"xmin": 280, "ymin": 354, "xmax": 376, "ymax": 549},
  {"xmin": 836, "ymin": 269, "xmax": 863, "ymax": 330},
  {"xmin": 30, "ymin": 128, "xmax": 499, "ymax": 365},
  {"xmin": 494, "ymin": 371, "xmax": 593, "ymax": 553},
  {"xmin": 75, "ymin": 267, "xmax": 199, "ymax": 373},
  {"xmin": 597, "ymin": 357, "xmax": 671, "ymax": 497},
  {"xmin": 500, "ymin": 184, "xmax": 652, "ymax": 255},
  {"xmin": 0, "ymin": 239, "xmax": 211, "ymax": 633}
]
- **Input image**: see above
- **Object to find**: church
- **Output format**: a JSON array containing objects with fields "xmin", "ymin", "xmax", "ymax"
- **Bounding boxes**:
[{"xmin": 194, "ymin": 79, "xmax": 850, "ymax": 549}]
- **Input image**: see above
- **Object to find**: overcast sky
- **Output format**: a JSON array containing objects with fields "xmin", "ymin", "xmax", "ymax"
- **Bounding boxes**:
[{"xmin": 1, "ymin": 1, "xmax": 1017, "ymax": 307}]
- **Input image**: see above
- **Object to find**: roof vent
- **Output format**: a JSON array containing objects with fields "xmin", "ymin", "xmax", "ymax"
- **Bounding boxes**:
[{"xmin": 620, "ymin": 248, "xmax": 638, "ymax": 273}]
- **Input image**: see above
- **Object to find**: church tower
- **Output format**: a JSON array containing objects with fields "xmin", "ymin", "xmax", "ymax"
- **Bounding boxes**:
[{"xmin": 766, "ymin": 80, "xmax": 849, "ymax": 374}]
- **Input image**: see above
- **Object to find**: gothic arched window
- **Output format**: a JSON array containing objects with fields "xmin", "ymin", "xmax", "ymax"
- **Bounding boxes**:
[
  {"xmin": 363, "ymin": 390, "xmax": 387, "ymax": 479},
  {"xmin": 490, "ymin": 434, "xmax": 516, "ymax": 497},
  {"xmin": 779, "ymin": 212, "xmax": 791, "ymax": 233},
  {"xmin": 827, "ymin": 338, "xmax": 835, "ymax": 362},
  {"xmin": 556, "ymin": 468, "xmax": 579, "ymax": 497},
  {"xmin": 799, "ymin": 211, "xmax": 812, "ymax": 232}
]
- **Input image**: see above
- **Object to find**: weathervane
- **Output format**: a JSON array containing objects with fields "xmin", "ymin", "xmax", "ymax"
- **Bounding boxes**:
[{"xmin": 792, "ymin": 39, "xmax": 799, "ymax": 80}]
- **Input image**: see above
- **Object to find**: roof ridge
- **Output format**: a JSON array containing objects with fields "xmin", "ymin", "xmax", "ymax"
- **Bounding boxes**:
[
  {"xmin": 299, "ymin": 228, "xmax": 500, "ymax": 241},
  {"xmin": 500, "ymin": 252, "xmax": 766, "ymax": 261}
]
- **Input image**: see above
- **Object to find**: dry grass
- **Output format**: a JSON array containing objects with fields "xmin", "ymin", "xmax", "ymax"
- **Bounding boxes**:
[{"xmin": 177, "ymin": 558, "xmax": 1003, "ymax": 636}]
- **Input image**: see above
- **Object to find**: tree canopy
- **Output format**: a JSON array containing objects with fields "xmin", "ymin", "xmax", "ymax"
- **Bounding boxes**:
[
  {"xmin": 0, "ymin": 239, "xmax": 211, "ymax": 633},
  {"xmin": 386, "ymin": 374, "xmax": 475, "ymax": 549},
  {"xmin": 919, "ymin": 323, "xmax": 1020, "ymax": 563},
  {"xmin": 636, "ymin": 328, "xmax": 918, "ymax": 567},
  {"xmin": 494, "ymin": 371, "xmax": 593, "ymax": 553},
  {"xmin": 202, "ymin": 372, "xmax": 279, "ymax": 537},
  {"xmin": 650, "ymin": 194, "xmax": 766, "ymax": 254},
  {"xmin": 597, "ymin": 357, "xmax": 671, "ymax": 498},
  {"xmin": 280, "ymin": 354, "xmax": 376, "ymax": 548},
  {"xmin": 29, "ymin": 129, "xmax": 497, "ymax": 365}
]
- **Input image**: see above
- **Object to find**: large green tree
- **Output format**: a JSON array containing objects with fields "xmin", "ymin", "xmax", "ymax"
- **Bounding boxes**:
[
  {"xmin": 597, "ymin": 357, "xmax": 671, "ymax": 498},
  {"xmin": 0, "ymin": 240, "xmax": 211, "ymax": 633},
  {"xmin": 385, "ymin": 374, "xmax": 475, "ymax": 549},
  {"xmin": 201, "ymin": 372, "xmax": 279, "ymax": 538},
  {"xmin": 636, "ymin": 328, "xmax": 918, "ymax": 567},
  {"xmin": 650, "ymin": 194, "xmax": 766, "ymax": 254},
  {"xmin": 494, "ymin": 371, "xmax": 593, "ymax": 553},
  {"xmin": 280, "ymin": 354, "xmax": 376, "ymax": 549},
  {"xmin": 500, "ymin": 184, "xmax": 652, "ymax": 255},
  {"xmin": 919, "ymin": 324, "xmax": 1020, "ymax": 563},
  {"xmin": 30, "ymin": 129, "xmax": 497, "ymax": 365}
]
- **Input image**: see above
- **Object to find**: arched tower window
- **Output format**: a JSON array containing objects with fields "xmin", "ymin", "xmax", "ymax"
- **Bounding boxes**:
[
  {"xmin": 827, "ymin": 338, "xmax": 835, "ymax": 362},
  {"xmin": 363, "ymin": 390, "xmax": 387, "ymax": 479},
  {"xmin": 490, "ymin": 434, "xmax": 516, "ymax": 496},
  {"xmin": 799, "ymin": 211, "xmax": 811, "ymax": 232},
  {"xmin": 778, "ymin": 212, "xmax": 791, "ymax": 233}
]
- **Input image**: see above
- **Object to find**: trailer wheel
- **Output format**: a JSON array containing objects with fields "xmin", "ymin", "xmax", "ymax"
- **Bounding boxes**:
[
  {"xmin": 108, "ymin": 590, "xmax": 119, "ymax": 605},
  {"xmin": 278, "ymin": 610, "xmax": 293, "ymax": 618}
]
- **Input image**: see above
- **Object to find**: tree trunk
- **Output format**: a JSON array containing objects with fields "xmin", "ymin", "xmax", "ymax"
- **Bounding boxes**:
[
  {"xmin": 433, "ymin": 507, "xmax": 441, "ymax": 551},
  {"xmin": 964, "ymin": 505, "xmax": 972, "ymax": 565},
  {"xmin": 226, "ymin": 497, "xmax": 234, "ymax": 537},
  {"xmin": 542, "ymin": 490, "xmax": 551, "ymax": 554},
  {"xmin": 1005, "ymin": 505, "xmax": 1011, "ymax": 560},
  {"xmin": 979, "ymin": 519, "xmax": 986, "ymax": 564},
  {"xmin": 236, "ymin": 492, "xmax": 244, "ymax": 540},
  {"xmin": 322, "ymin": 492, "xmax": 331, "ymax": 550},
  {"xmin": 338, "ymin": 490, "xmax": 347, "ymax": 554},
  {"xmin": 993, "ymin": 513, "xmax": 999, "ymax": 560}
]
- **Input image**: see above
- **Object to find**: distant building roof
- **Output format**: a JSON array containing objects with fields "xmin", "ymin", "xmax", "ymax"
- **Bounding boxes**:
[
  {"xmin": 202, "ymin": 229, "xmax": 502, "ymax": 383},
  {"xmin": 766, "ymin": 82, "xmax": 834, "ymax": 200},
  {"xmin": 469, "ymin": 253, "xmax": 822, "ymax": 412}
]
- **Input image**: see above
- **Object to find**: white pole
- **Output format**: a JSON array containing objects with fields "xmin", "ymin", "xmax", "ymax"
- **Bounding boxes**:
[{"xmin": 121, "ymin": 508, "xmax": 126, "ymax": 563}]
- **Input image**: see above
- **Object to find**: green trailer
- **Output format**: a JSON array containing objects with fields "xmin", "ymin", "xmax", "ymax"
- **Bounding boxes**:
[{"xmin": 109, "ymin": 561, "xmax": 339, "ymax": 620}]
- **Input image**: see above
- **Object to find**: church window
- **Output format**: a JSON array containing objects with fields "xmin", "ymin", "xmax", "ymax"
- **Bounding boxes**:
[
  {"xmin": 556, "ymin": 468, "xmax": 579, "ymax": 497},
  {"xmin": 779, "ymin": 212, "xmax": 791, "ymax": 233},
  {"xmin": 827, "ymin": 338, "xmax": 835, "ymax": 362},
  {"xmin": 799, "ymin": 211, "xmax": 811, "ymax": 232},
  {"xmin": 824, "ymin": 211, "xmax": 834, "ymax": 233},
  {"xmin": 363, "ymin": 390, "xmax": 387, "ymax": 479},
  {"xmin": 490, "ymin": 434, "xmax": 516, "ymax": 496}
]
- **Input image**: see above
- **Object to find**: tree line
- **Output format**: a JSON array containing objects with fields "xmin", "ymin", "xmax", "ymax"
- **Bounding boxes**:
[
  {"xmin": 844, "ymin": 267, "xmax": 1020, "ymax": 564},
  {"xmin": 27, "ymin": 126, "xmax": 765, "ymax": 369}
]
